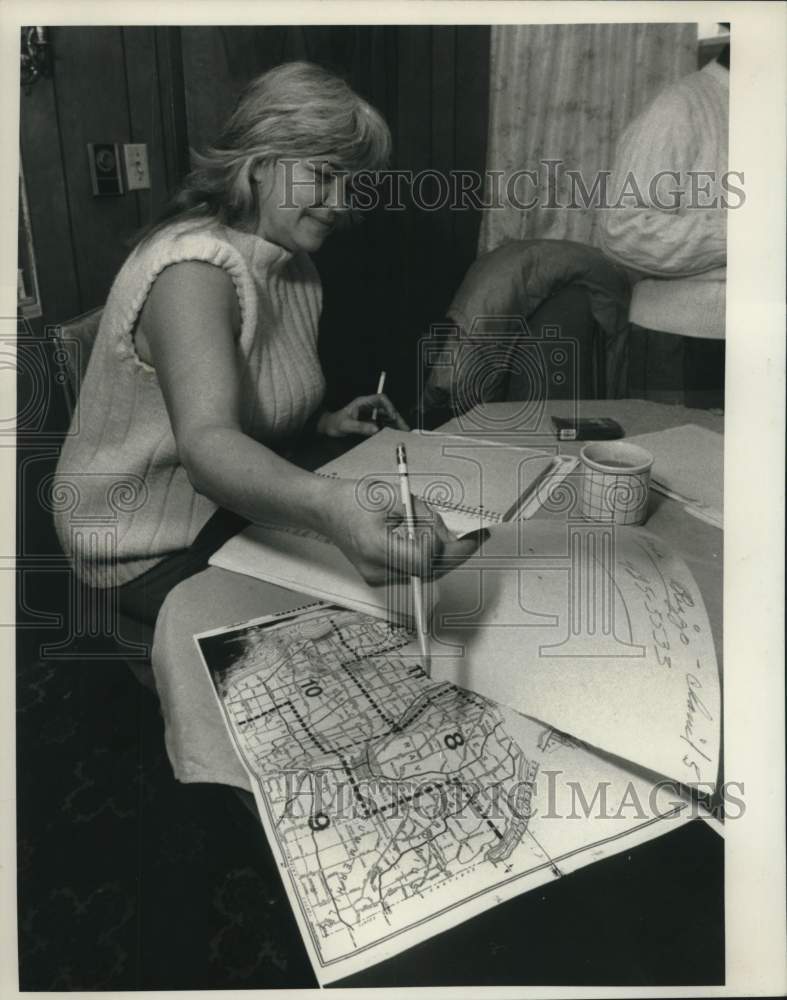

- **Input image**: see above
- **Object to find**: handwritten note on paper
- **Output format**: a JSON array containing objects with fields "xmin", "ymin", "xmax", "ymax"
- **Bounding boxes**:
[{"xmin": 430, "ymin": 522, "xmax": 721, "ymax": 790}]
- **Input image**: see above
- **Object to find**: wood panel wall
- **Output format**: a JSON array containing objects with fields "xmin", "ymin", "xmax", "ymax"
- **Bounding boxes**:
[{"xmin": 19, "ymin": 27, "xmax": 187, "ymax": 335}]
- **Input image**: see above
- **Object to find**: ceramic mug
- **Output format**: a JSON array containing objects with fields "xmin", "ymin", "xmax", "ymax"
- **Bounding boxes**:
[{"xmin": 579, "ymin": 440, "xmax": 654, "ymax": 525}]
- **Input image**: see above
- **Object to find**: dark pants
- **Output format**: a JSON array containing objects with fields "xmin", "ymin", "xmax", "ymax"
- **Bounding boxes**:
[
  {"xmin": 627, "ymin": 326, "xmax": 725, "ymax": 409},
  {"xmin": 110, "ymin": 428, "xmax": 357, "ymax": 632},
  {"xmin": 505, "ymin": 288, "xmax": 725, "ymax": 408},
  {"xmin": 115, "ymin": 508, "xmax": 249, "ymax": 629},
  {"xmin": 68, "ymin": 516, "xmax": 247, "ymax": 692},
  {"xmin": 506, "ymin": 285, "xmax": 599, "ymax": 402}
]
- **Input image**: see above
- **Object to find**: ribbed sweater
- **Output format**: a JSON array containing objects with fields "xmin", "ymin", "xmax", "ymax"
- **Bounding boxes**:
[
  {"xmin": 598, "ymin": 60, "xmax": 729, "ymax": 339},
  {"xmin": 54, "ymin": 220, "xmax": 326, "ymax": 588}
]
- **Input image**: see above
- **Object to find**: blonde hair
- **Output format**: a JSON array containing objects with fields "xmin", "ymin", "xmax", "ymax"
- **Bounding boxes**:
[{"xmin": 135, "ymin": 61, "xmax": 391, "ymax": 245}]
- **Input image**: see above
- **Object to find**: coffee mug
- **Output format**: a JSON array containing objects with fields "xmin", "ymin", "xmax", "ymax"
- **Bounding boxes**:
[{"xmin": 579, "ymin": 440, "xmax": 654, "ymax": 525}]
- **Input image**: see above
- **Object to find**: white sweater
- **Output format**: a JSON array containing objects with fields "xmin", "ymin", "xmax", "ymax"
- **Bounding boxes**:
[
  {"xmin": 54, "ymin": 220, "xmax": 326, "ymax": 588},
  {"xmin": 599, "ymin": 60, "xmax": 729, "ymax": 338}
]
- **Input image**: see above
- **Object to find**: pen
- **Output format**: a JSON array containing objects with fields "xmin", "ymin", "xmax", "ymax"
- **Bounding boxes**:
[
  {"xmin": 396, "ymin": 443, "xmax": 431, "ymax": 676},
  {"xmin": 371, "ymin": 370, "xmax": 386, "ymax": 425}
]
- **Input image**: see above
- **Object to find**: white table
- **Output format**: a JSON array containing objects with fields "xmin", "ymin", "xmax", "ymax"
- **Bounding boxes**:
[{"xmin": 151, "ymin": 399, "xmax": 723, "ymax": 791}]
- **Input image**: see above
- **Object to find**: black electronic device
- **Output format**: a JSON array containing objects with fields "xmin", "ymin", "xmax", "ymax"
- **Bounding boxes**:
[{"xmin": 551, "ymin": 416, "xmax": 624, "ymax": 441}]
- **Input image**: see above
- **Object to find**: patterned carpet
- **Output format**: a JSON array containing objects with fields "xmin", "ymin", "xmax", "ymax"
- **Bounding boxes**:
[{"xmin": 16, "ymin": 648, "xmax": 317, "ymax": 990}]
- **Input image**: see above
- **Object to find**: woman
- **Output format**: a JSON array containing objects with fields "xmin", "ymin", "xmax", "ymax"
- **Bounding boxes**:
[{"xmin": 54, "ymin": 62, "xmax": 480, "ymax": 626}]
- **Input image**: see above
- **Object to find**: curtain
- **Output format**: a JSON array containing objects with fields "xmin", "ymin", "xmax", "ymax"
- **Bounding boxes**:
[{"xmin": 479, "ymin": 23, "xmax": 697, "ymax": 253}]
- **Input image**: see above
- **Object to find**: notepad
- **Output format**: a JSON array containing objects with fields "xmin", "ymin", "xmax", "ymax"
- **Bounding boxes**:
[
  {"xmin": 315, "ymin": 428, "xmax": 565, "ymax": 536},
  {"xmin": 209, "ymin": 520, "xmax": 431, "ymax": 626},
  {"xmin": 430, "ymin": 520, "xmax": 721, "ymax": 790},
  {"xmin": 209, "ymin": 429, "xmax": 570, "ymax": 622}
]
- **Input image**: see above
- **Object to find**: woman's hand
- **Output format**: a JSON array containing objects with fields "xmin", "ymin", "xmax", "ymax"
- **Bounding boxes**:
[
  {"xmin": 317, "ymin": 394, "xmax": 408, "ymax": 438},
  {"xmin": 323, "ymin": 478, "xmax": 486, "ymax": 586}
]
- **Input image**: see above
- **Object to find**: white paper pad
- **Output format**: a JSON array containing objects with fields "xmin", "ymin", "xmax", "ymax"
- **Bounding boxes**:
[
  {"xmin": 209, "ymin": 522, "xmax": 430, "ymax": 626},
  {"xmin": 317, "ymin": 427, "xmax": 558, "ymax": 534},
  {"xmin": 208, "ymin": 429, "xmax": 568, "ymax": 616},
  {"xmin": 431, "ymin": 521, "xmax": 721, "ymax": 790},
  {"xmin": 626, "ymin": 423, "xmax": 723, "ymax": 527}
]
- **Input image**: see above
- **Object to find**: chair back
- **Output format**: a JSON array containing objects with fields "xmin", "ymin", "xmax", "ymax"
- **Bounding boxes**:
[
  {"xmin": 51, "ymin": 306, "xmax": 103, "ymax": 416},
  {"xmin": 50, "ymin": 304, "xmax": 157, "ymax": 686}
]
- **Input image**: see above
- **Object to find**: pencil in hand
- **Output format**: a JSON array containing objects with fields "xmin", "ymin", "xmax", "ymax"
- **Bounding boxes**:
[
  {"xmin": 396, "ymin": 442, "xmax": 431, "ymax": 676},
  {"xmin": 371, "ymin": 370, "xmax": 386, "ymax": 427}
]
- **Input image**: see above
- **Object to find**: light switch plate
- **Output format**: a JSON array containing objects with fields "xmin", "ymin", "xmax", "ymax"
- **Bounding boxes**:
[{"xmin": 123, "ymin": 143, "xmax": 151, "ymax": 191}]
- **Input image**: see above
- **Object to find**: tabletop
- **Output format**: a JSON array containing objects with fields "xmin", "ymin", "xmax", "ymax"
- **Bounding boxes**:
[
  {"xmin": 150, "ymin": 399, "xmax": 725, "ymax": 987},
  {"xmin": 440, "ymin": 399, "xmax": 724, "ymax": 669}
]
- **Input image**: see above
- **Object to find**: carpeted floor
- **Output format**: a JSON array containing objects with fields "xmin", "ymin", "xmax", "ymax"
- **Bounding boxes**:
[{"xmin": 16, "ymin": 644, "xmax": 318, "ymax": 990}]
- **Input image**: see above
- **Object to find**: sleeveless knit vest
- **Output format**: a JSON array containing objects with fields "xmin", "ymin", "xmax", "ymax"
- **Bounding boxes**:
[{"xmin": 53, "ymin": 220, "xmax": 326, "ymax": 588}]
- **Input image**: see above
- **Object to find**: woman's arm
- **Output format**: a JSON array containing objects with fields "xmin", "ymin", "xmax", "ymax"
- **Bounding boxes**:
[
  {"xmin": 139, "ymin": 261, "xmax": 480, "ymax": 584},
  {"xmin": 140, "ymin": 261, "xmax": 331, "ymax": 531}
]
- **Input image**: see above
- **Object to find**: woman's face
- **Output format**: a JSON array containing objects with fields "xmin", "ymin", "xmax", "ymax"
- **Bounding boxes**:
[{"xmin": 254, "ymin": 158, "xmax": 347, "ymax": 253}]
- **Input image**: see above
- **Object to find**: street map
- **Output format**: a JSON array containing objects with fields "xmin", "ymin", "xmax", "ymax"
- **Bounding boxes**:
[{"xmin": 196, "ymin": 604, "xmax": 701, "ymax": 983}]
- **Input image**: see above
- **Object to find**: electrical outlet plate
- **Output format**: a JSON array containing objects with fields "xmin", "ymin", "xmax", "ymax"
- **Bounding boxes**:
[
  {"xmin": 123, "ymin": 143, "xmax": 150, "ymax": 191},
  {"xmin": 88, "ymin": 143, "xmax": 124, "ymax": 196}
]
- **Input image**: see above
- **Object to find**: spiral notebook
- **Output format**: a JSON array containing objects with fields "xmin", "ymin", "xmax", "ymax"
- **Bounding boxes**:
[
  {"xmin": 209, "ymin": 430, "xmax": 572, "ymax": 622},
  {"xmin": 314, "ymin": 428, "xmax": 565, "ymax": 536}
]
